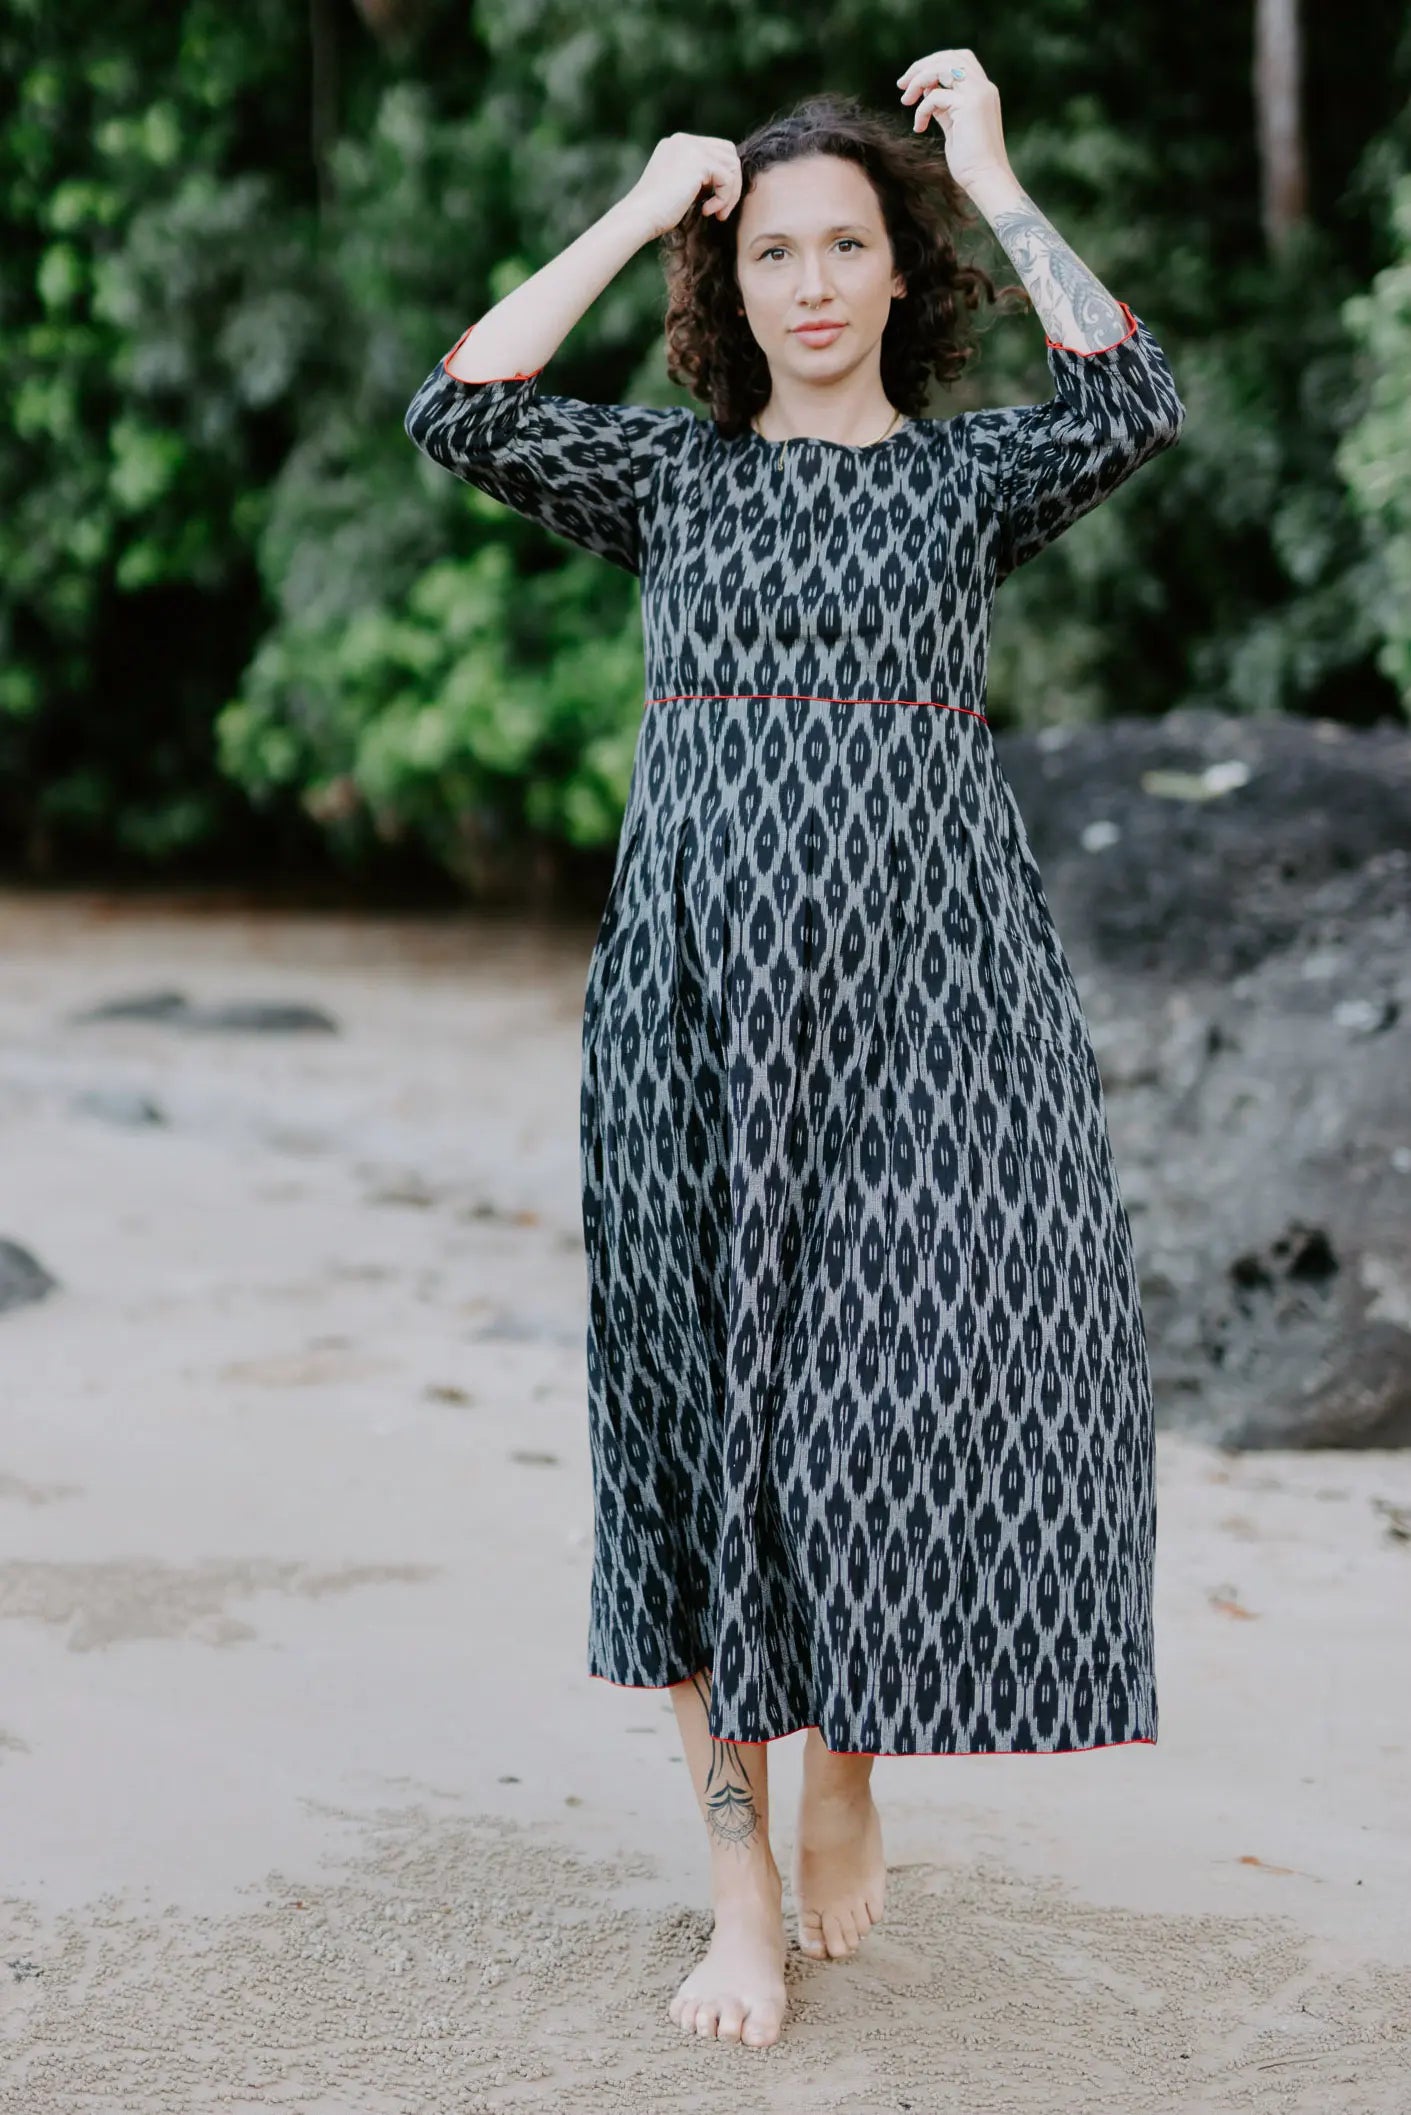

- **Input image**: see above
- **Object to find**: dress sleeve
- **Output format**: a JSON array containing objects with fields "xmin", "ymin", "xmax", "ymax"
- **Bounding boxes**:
[
  {"xmin": 403, "ymin": 322, "xmax": 684, "ymax": 577},
  {"xmin": 971, "ymin": 301, "xmax": 1185, "ymax": 583}
]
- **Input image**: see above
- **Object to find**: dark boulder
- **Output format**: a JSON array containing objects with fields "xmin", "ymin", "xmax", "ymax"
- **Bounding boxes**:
[
  {"xmin": 0, "ymin": 1240, "xmax": 59, "ymax": 1315},
  {"xmin": 71, "ymin": 992, "xmax": 338, "ymax": 1034},
  {"xmin": 998, "ymin": 708, "xmax": 1411, "ymax": 1448},
  {"xmin": 71, "ymin": 1089, "xmax": 166, "ymax": 1127}
]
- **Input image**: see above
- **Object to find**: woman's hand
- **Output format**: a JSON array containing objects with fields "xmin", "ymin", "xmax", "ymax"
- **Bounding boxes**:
[
  {"xmin": 896, "ymin": 49, "xmax": 1013, "ymax": 198},
  {"xmin": 625, "ymin": 132, "xmax": 743, "ymax": 241}
]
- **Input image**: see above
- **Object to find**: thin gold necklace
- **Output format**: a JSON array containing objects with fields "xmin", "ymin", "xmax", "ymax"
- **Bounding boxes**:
[{"xmin": 751, "ymin": 403, "xmax": 905, "ymax": 467}]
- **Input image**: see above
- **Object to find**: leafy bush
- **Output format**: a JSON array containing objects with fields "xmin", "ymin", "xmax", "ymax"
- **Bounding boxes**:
[{"xmin": 3, "ymin": 1, "xmax": 1408, "ymax": 892}]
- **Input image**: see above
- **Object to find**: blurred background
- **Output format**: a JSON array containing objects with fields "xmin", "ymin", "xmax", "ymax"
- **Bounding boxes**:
[
  {"xmin": 3, "ymin": 7, "xmax": 1411, "ymax": 2108},
  {"xmin": 2, "ymin": 0, "xmax": 1409, "ymax": 901}
]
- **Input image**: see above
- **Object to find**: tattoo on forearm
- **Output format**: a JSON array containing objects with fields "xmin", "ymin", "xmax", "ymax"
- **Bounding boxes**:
[
  {"xmin": 989, "ymin": 190, "xmax": 1126, "ymax": 351},
  {"xmin": 691, "ymin": 1670, "xmax": 761, "ymax": 1850}
]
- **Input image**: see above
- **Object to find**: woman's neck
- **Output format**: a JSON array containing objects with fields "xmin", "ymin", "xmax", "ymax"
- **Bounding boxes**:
[{"xmin": 752, "ymin": 377, "xmax": 903, "ymax": 448}]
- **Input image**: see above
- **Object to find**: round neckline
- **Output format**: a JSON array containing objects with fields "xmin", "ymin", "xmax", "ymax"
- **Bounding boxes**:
[{"xmin": 741, "ymin": 415, "xmax": 918, "ymax": 455}]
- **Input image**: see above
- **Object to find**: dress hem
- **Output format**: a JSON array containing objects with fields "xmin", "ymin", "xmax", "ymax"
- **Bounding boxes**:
[{"xmin": 587, "ymin": 1670, "xmax": 1156, "ymax": 1758}]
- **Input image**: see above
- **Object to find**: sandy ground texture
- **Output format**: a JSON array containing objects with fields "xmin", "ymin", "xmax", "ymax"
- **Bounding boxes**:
[{"xmin": 1, "ymin": 886, "xmax": 1409, "ymax": 2115}]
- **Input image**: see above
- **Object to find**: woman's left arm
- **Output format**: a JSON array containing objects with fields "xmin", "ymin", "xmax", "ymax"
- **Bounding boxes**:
[
  {"xmin": 899, "ymin": 51, "xmax": 1186, "ymax": 579},
  {"xmin": 968, "ymin": 164, "xmax": 1146, "ymax": 357}
]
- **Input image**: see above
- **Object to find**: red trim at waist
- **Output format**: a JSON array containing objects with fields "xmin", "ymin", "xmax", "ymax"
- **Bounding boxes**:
[{"xmin": 646, "ymin": 690, "xmax": 987, "ymax": 722}]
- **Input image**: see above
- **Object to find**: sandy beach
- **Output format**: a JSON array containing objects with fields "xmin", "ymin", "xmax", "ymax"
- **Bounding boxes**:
[{"xmin": 1, "ymin": 887, "xmax": 1408, "ymax": 2113}]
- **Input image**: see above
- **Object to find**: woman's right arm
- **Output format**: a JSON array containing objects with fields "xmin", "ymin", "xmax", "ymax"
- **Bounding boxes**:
[
  {"xmin": 441, "ymin": 194, "xmax": 658, "ymax": 384},
  {"xmin": 404, "ymin": 137, "xmax": 742, "ymax": 574}
]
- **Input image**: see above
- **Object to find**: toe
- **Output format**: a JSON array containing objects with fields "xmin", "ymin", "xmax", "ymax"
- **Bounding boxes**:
[
  {"xmin": 677, "ymin": 2000, "xmax": 699, "ymax": 2034},
  {"xmin": 797, "ymin": 1909, "xmax": 828, "ymax": 1957},
  {"xmin": 695, "ymin": 2003, "xmax": 721, "ymax": 2037},
  {"xmin": 717, "ymin": 2001, "xmax": 747, "ymax": 2042},
  {"xmin": 822, "ymin": 1912, "xmax": 851, "ymax": 1958},
  {"xmin": 741, "ymin": 2008, "xmax": 780, "ymax": 2047}
]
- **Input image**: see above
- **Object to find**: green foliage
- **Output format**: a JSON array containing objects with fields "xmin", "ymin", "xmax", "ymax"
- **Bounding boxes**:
[
  {"xmin": 0, "ymin": 0, "xmax": 325, "ymax": 871},
  {"xmin": 1338, "ymin": 173, "xmax": 1411, "ymax": 708},
  {"xmin": 2, "ymin": 0, "xmax": 1409, "ymax": 889},
  {"xmin": 218, "ymin": 530, "xmax": 648, "ymax": 890}
]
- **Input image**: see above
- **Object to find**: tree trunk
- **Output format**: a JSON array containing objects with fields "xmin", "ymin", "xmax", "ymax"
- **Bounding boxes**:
[{"xmin": 1254, "ymin": 0, "xmax": 1307, "ymax": 253}]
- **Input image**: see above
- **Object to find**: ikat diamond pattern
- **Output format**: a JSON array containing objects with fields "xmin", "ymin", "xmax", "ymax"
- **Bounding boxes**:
[{"xmin": 405, "ymin": 300, "xmax": 1185, "ymax": 1754}]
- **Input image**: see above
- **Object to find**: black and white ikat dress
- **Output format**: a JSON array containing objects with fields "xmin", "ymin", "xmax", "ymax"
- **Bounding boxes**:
[{"xmin": 405, "ymin": 298, "xmax": 1185, "ymax": 1757}]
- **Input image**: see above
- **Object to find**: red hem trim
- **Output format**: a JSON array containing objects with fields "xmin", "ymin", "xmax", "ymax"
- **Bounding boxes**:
[
  {"xmin": 646, "ymin": 690, "xmax": 987, "ymax": 723},
  {"xmin": 1044, "ymin": 299, "xmax": 1138, "ymax": 357},
  {"xmin": 441, "ymin": 320, "xmax": 544, "ymax": 383},
  {"xmin": 588, "ymin": 1672, "xmax": 1154, "ymax": 1756}
]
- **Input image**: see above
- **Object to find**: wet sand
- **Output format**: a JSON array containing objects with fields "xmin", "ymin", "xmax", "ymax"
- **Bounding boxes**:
[{"xmin": 1, "ymin": 888, "xmax": 1408, "ymax": 2112}]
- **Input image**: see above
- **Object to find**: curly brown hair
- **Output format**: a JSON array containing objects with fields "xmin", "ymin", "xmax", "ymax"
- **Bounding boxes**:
[{"xmin": 658, "ymin": 90, "xmax": 1027, "ymax": 438}]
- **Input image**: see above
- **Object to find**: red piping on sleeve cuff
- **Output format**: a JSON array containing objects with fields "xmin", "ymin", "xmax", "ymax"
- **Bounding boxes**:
[
  {"xmin": 1044, "ymin": 299, "xmax": 1138, "ymax": 357},
  {"xmin": 441, "ymin": 320, "xmax": 544, "ymax": 381}
]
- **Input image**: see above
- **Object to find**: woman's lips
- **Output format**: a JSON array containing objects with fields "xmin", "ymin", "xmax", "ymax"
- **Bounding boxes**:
[{"xmin": 792, "ymin": 322, "xmax": 845, "ymax": 344}]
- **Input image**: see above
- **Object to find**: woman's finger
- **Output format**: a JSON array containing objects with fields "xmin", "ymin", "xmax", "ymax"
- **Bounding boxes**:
[
  {"xmin": 914, "ymin": 86, "xmax": 960, "ymax": 128},
  {"xmin": 896, "ymin": 52, "xmax": 960, "ymax": 94},
  {"xmin": 700, "ymin": 154, "xmax": 740, "ymax": 216},
  {"xmin": 896, "ymin": 49, "xmax": 982, "ymax": 98}
]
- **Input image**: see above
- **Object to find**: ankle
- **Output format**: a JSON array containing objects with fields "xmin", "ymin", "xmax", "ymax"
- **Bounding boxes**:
[
  {"xmin": 800, "ymin": 1766, "xmax": 875, "ymax": 1810},
  {"xmin": 708, "ymin": 1843, "xmax": 782, "ymax": 1903}
]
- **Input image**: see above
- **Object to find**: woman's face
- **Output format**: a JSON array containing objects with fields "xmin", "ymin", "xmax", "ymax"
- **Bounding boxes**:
[{"xmin": 734, "ymin": 153, "xmax": 905, "ymax": 385}]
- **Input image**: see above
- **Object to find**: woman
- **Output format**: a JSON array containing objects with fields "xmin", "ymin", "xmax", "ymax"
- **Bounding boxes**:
[{"xmin": 405, "ymin": 53, "xmax": 1183, "ymax": 2051}]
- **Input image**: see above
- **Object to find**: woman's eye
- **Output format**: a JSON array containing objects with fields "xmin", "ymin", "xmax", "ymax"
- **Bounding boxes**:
[{"xmin": 763, "ymin": 241, "xmax": 862, "ymax": 260}]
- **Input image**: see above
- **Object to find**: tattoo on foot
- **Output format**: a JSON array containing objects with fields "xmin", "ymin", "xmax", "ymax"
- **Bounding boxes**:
[
  {"xmin": 692, "ymin": 1671, "xmax": 761, "ymax": 1850},
  {"xmin": 989, "ymin": 189, "xmax": 1126, "ymax": 349}
]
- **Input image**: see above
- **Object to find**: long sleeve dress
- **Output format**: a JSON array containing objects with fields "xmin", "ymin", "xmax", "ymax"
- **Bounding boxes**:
[{"xmin": 405, "ymin": 298, "xmax": 1185, "ymax": 1756}]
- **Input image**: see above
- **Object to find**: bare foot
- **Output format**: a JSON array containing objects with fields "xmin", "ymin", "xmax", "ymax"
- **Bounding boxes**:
[
  {"xmin": 791, "ymin": 1772, "xmax": 886, "ymax": 1960},
  {"xmin": 668, "ymin": 1856, "xmax": 788, "ymax": 2047}
]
